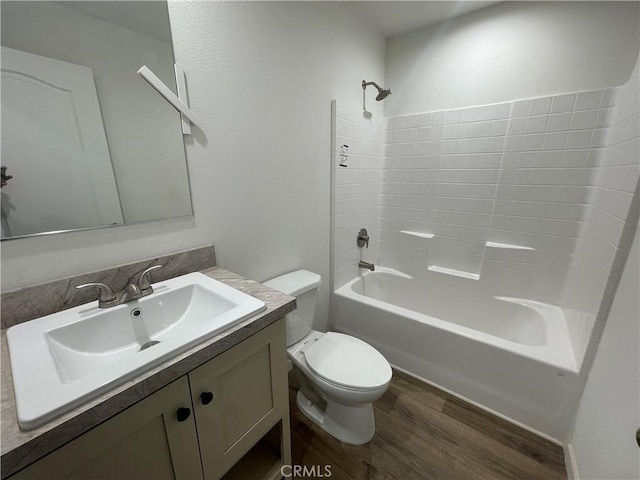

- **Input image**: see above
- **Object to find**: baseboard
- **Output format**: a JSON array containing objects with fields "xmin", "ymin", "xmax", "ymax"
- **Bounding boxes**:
[
  {"xmin": 564, "ymin": 442, "xmax": 580, "ymax": 480},
  {"xmin": 389, "ymin": 363, "xmax": 564, "ymax": 446}
]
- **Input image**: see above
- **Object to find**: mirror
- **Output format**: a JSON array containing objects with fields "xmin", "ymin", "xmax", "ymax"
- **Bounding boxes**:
[{"xmin": 1, "ymin": 1, "xmax": 193, "ymax": 240}]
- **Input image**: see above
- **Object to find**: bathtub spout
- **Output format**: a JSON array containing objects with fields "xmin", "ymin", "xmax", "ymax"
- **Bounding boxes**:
[{"xmin": 359, "ymin": 261, "xmax": 375, "ymax": 271}]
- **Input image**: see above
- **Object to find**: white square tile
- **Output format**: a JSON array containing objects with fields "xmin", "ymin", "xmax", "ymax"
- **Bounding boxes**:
[
  {"xmin": 493, "ymin": 103, "xmax": 511, "ymax": 119},
  {"xmin": 525, "ymin": 115, "xmax": 548, "ymax": 134},
  {"xmin": 575, "ymin": 90, "xmax": 603, "ymax": 111},
  {"xmin": 551, "ymin": 93, "xmax": 576, "ymax": 113},
  {"xmin": 474, "ymin": 121, "xmax": 493, "ymax": 138},
  {"xmin": 405, "ymin": 114, "xmax": 418, "ymax": 128},
  {"xmin": 566, "ymin": 130, "xmax": 593, "ymax": 149},
  {"xmin": 403, "ymin": 128, "xmax": 418, "ymax": 142},
  {"xmin": 417, "ymin": 127, "xmax": 431, "ymax": 141},
  {"xmin": 476, "ymin": 105, "xmax": 494, "ymax": 122},
  {"xmin": 543, "ymin": 132, "xmax": 567, "ymax": 150},
  {"xmin": 391, "ymin": 129, "xmax": 404, "ymax": 143},
  {"xmin": 491, "ymin": 120, "xmax": 508, "ymax": 136},
  {"xmin": 391, "ymin": 116, "xmax": 406, "ymax": 130},
  {"xmin": 596, "ymin": 109, "xmax": 614, "ymax": 128},
  {"xmin": 459, "ymin": 107, "xmax": 476, "ymax": 123},
  {"xmin": 389, "ymin": 143, "xmax": 404, "ymax": 156},
  {"xmin": 547, "ymin": 113, "xmax": 572, "ymax": 132},
  {"xmin": 403, "ymin": 142, "xmax": 417, "ymax": 156},
  {"xmin": 528, "ymin": 97, "xmax": 552, "ymax": 115},
  {"xmin": 504, "ymin": 135, "xmax": 523, "ymax": 152},
  {"xmin": 430, "ymin": 125, "xmax": 444, "ymax": 141},
  {"xmin": 418, "ymin": 113, "xmax": 432, "ymax": 127},
  {"xmin": 519, "ymin": 152, "xmax": 541, "ymax": 168},
  {"xmin": 600, "ymin": 88, "xmax": 615, "ymax": 108},
  {"xmin": 443, "ymin": 124, "xmax": 459, "ymax": 140},
  {"xmin": 540, "ymin": 151, "xmax": 564, "ymax": 167},
  {"xmin": 507, "ymin": 117, "xmax": 526, "ymax": 135},
  {"xmin": 488, "ymin": 137, "xmax": 506, "ymax": 152},
  {"xmin": 432, "ymin": 111, "xmax": 445, "ymax": 125},
  {"xmin": 570, "ymin": 110, "xmax": 598, "ymax": 130},
  {"xmin": 562, "ymin": 150, "xmax": 588, "ymax": 167},
  {"xmin": 590, "ymin": 129, "xmax": 608, "ymax": 148},
  {"xmin": 441, "ymin": 140, "xmax": 456, "ymax": 154},
  {"xmin": 444, "ymin": 109, "xmax": 461, "ymax": 125},
  {"xmin": 522, "ymin": 134, "xmax": 545, "ymax": 151}
]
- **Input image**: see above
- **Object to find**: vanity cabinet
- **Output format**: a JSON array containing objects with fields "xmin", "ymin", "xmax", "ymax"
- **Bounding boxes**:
[{"xmin": 10, "ymin": 320, "xmax": 291, "ymax": 480}]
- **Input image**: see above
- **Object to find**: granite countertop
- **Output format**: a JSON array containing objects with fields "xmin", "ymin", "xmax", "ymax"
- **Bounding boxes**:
[{"xmin": 0, "ymin": 267, "xmax": 296, "ymax": 478}]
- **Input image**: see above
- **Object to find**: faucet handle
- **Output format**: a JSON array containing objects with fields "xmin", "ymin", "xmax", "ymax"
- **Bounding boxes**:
[
  {"xmin": 357, "ymin": 228, "xmax": 369, "ymax": 248},
  {"xmin": 76, "ymin": 283, "xmax": 117, "ymax": 303},
  {"xmin": 136, "ymin": 265, "xmax": 162, "ymax": 293}
]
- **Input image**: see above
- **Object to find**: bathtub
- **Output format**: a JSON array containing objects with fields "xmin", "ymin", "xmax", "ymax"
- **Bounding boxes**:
[{"xmin": 333, "ymin": 267, "xmax": 581, "ymax": 441}]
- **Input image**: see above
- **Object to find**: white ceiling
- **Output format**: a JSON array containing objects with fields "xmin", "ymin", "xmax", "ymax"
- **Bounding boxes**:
[
  {"xmin": 349, "ymin": 1, "xmax": 501, "ymax": 37},
  {"xmin": 54, "ymin": 1, "xmax": 172, "ymax": 43}
]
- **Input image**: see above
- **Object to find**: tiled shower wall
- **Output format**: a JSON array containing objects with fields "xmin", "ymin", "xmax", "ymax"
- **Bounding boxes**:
[
  {"xmin": 332, "ymin": 103, "xmax": 384, "ymax": 289},
  {"xmin": 331, "ymin": 67, "xmax": 638, "ymax": 368},
  {"xmin": 380, "ymin": 88, "xmax": 614, "ymax": 305},
  {"xmin": 561, "ymin": 62, "xmax": 640, "ymax": 366}
]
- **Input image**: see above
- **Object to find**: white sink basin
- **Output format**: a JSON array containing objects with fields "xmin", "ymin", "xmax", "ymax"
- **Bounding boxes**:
[{"xmin": 7, "ymin": 272, "xmax": 266, "ymax": 430}]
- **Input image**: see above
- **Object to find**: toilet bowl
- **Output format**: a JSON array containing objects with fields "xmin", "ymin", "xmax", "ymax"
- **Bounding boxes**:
[{"xmin": 264, "ymin": 270, "xmax": 392, "ymax": 445}]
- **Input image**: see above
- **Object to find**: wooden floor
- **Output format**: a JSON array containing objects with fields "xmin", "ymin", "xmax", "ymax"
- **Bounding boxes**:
[{"xmin": 289, "ymin": 369, "xmax": 567, "ymax": 480}]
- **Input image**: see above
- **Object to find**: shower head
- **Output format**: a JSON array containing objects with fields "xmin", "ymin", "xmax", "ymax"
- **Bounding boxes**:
[{"xmin": 362, "ymin": 80, "xmax": 392, "ymax": 101}]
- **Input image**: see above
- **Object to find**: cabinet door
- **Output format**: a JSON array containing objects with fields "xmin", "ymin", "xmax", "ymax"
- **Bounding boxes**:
[
  {"xmin": 10, "ymin": 377, "xmax": 203, "ymax": 480},
  {"xmin": 189, "ymin": 320, "xmax": 289, "ymax": 479}
]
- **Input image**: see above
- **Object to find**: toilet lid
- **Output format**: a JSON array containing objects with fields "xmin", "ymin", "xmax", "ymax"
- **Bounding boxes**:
[{"xmin": 304, "ymin": 332, "xmax": 392, "ymax": 390}]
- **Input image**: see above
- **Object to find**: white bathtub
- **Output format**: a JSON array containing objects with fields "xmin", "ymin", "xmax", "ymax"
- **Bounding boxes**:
[{"xmin": 333, "ymin": 267, "xmax": 581, "ymax": 441}]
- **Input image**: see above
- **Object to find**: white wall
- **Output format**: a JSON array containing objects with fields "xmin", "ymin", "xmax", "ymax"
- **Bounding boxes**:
[
  {"xmin": 385, "ymin": 2, "xmax": 639, "ymax": 116},
  {"xmin": 1, "ymin": 1, "xmax": 191, "ymax": 223},
  {"xmin": 568, "ymin": 225, "xmax": 639, "ymax": 479},
  {"xmin": 1, "ymin": 2, "xmax": 385, "ymax": 333}
]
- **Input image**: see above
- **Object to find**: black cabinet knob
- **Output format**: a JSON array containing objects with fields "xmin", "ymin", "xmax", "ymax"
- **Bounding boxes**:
[
  {"xmin": 200, "ymin": 391, "xmax": 214, "ymax": 405},
  {"xmin": 176, "ymin": 407, "xmax": 191, "ymax": 422}
]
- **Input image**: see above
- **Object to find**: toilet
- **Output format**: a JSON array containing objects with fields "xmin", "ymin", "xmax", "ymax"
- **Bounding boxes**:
[{"xmin": 264, "ymin": 270, "xmax": 392, "ymax": 445}]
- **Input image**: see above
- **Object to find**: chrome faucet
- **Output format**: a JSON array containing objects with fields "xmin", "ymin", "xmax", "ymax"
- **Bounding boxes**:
[
  {"xmin": 76, "ymin": 265, "xmax": 162, "ymax": 308},
  {"xmin": 358, "ymin": 260, "xmax": 375, "ymax": 271}
]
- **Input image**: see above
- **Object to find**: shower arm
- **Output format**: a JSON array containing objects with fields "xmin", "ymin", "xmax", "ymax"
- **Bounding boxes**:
[{"xmin": 362, "ymin": 80, "xmax": 382, "ymax": 90}]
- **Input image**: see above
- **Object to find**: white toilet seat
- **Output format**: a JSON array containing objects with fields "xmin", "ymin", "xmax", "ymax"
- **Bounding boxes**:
[
  {"xmin": 286, "ymin": 330, "xmax": 391, "ymax": 445},
  {"xmin": 304, "ymin": 332, "xmax": 392, "ymax": 391}
]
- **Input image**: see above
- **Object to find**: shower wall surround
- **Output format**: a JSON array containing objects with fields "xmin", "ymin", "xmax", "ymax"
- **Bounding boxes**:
[
  {"xmin": 332, "ymin": 103, "xmax": 385, "ymax": 288},
  {"xmin": 380, "ymin": 88, "xmax": 613, "ymax": 306},
  {"xmin": 561, "ymin": 62, "xmax": 640, "ymax": 367},
  {"xmin": 332, "ymin": 66, "xmax": 639, "ymax": 372}
]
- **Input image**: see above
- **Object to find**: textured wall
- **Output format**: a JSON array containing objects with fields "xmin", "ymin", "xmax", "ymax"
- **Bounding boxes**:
[
  {"xmin": 384, "ymin": 2, "xmax": 639, "ymax": 116},
  {"xmin": 1, "ymin": 2, "xmax": 386, "ymax": 334},
  {"xmin": 569, "ymin": 225, "xmax": 639, "ymax": 479}
]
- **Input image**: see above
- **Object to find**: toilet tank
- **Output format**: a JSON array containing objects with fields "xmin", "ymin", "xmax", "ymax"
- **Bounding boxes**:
[{"xmin": 263, "ymin": 270, "xmax": 321, "ymax": 347}]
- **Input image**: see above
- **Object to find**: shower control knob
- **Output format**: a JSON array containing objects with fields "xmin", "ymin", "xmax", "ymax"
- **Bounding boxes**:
[
  {"xmin": 200, "ymin": 391, "xmax": 214, "ymax": 405},
  {"xmin": 357, "ymin": 228, "xmax": 369, "ymax": 248},
  {"xmin": 176, "ymin": 407, "xmax": 191, "ymax": 422}
]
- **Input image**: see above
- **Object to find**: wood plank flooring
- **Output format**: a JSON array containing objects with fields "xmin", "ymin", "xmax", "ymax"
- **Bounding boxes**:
[{"xmin": 289, "ymin": 369, "xmax": 567, "ymax": 480}]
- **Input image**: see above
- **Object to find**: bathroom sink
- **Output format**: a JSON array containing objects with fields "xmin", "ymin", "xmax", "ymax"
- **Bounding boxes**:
[{"xmin": 7, "ymin": 272, "xmax": 266, "ymax": 430}]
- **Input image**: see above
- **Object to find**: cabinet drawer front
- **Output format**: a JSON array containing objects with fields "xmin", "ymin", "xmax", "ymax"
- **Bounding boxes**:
[
  {"xmin": 190, "ymin": 320, "xmax": 288, "ymax": 479},
  {"xmin": 10, "ymin": 377, "xmax": 203, "ymax": 480}
]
